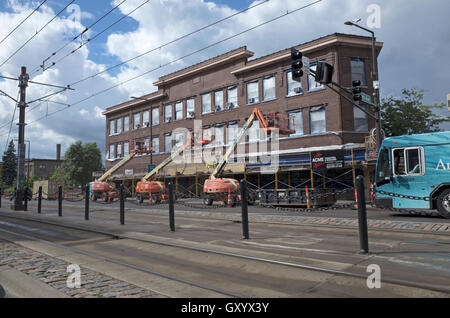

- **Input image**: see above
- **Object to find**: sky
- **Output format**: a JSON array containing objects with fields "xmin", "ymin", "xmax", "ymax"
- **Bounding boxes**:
[{"xmin": 0, "ymin": 0, "xmax": 449, "ymax": 161}]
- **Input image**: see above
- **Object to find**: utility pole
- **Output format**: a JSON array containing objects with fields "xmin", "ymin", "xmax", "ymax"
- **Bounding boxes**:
[{"xmin": 13, "ymin": 66, "xmax": 29, "ymax": 210}]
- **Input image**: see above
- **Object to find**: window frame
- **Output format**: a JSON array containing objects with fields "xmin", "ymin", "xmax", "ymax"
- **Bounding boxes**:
[
  {"xmin": 133, "ymin": 113, "xmax": 141, "ymax": 130},
  {"xmin": 175, "ymin": 102, "xmax": 183, "ymax": 120},
  {"xmin": 226, "ymin": 85, "xmax": 238, "ymax": 108},
  {"xmin": 288, "ymin": 109, "xmax": 304, "ymax": 137},
  {"xmin": 350, "ymin": 57, "xmax": 367, "ymax": 87},
  {"xmin": 152, "ymin": 107, "xmax": 159, "ymax": 126},
  {"xmin": 391, "ymin": 147, "xmax": 425, "ymax": 177},
  {"xmin": 123, "ymin": 116, "xmax": 129, "ymax": 132},
  {"xmin": 309, "ymin": 106, "xmax": 326, "ymax": 134},
  {"xmin": 262, "ymin": 75, "xmax": 276, "ymax": 102},
  {"xmin": 285, "ymin": 69, "xmax": 303, "ymax": 97},
  {"xmin": 246, "ymin": 80, "xmax": 259, "ymax": 105},
  {"xmin": 202, "ymin": 93, "xmax": 212, "ymax": 114},
  {"xmin": 308, "ymin": 62, "xmax": 325, "ymax": 92},
  {"xmin": 186, "ymin": 98, "xmax": 195, "ymax": 118}
]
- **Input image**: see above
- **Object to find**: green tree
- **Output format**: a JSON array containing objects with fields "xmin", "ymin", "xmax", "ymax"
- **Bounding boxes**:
[
  {"xmin": 60, "ymin": 141, "xmax": 103, "ymax": 186},
  {"xmin": 1, "ymin": 140, "xmax": 17, "ymax": 187},
  {"xmin": 381, "ymin": 88, "xmax": 449, "ymax": 137}
]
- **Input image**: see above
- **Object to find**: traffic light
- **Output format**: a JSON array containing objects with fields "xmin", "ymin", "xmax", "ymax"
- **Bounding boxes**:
[
  {"xmin": 315, "ymin": 61, "xmax": 333, "ymax": 84},
  {"xmin": 352, "ymin": 80, "xmax": 362, "ymax": 101},
  {"xmin": 290, "ymin": 48, "xmax": 303, "ymax": 82}
]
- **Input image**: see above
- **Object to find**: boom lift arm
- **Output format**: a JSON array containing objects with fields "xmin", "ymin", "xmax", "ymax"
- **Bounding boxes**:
[
  {"xmin": 140, "ymin": 140, "xmax": 192, "ymax": 181},
  {"xmin": 210, "ymin": 108, "xmax": 294, "ymax": 179}
]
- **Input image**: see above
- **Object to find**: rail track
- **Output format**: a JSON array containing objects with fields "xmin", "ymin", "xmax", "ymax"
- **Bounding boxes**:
[{"xmin": 0, "ymin": 213, "xmax": 449, "ymax": 297}]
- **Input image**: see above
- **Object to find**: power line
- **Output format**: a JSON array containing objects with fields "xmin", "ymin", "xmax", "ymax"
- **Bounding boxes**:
[
  {"xmin": 0, "ymin": 0, "xmax": 49, "ymax": 47},
  {"xmin": 0, "ymin": 0, "xmax": 75, "ymax": 70},
  {"xmin": 27, "ymin": 0, "xmax": 322, "ymax": 126},
  {"xmin": 35, "ymin": 0, "xmax": 152, "ymax": 75},
  {"xmin": 69, "ymin": 0, "xmax": 270, "ymax": 87},
  {"xmin": 31, "ymin": 0, "xmax": 128, "ymax": 75},
  {"xmin": 3, "ymin": 92, "xmax": 20, "ymax": 153}
]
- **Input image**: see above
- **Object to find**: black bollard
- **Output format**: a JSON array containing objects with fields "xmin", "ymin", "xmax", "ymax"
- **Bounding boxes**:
[
  {"xmin": 168, "ymin": 182, "xmax": 175, "ymax": 232},
  {"xmin": 58, "ymin": 186, "xmax": 62, "ymax": 217},
  {"xmin": 38, "ymin": 186, "xmax": 42, "ymax": 214},
  {"xmin": 120, "ymin": 184, "xmax": 125, "ymax": 225},
  {"xmin": 356, "ymin": 175, "xmax": 369, "ymax": 254},
  {"xmin": 85, "ymin": 184, "xmax": 89, "ymax": 221},
  {"xmin": 0, "ymin": 189, "xmax": 2, "ymax": 209},
  {"xmin": 24, "ymin": 187, "xmax": 29, "ymax": 211},
  {"xmin": 240, "ymin": 179, "xmax": 249, "ymax": 240}
]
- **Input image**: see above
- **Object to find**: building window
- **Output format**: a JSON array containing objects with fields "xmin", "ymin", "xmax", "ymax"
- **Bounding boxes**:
[
  {"xmin": 133, "ymin": 113, "xmax": 140, "ymax": 130},
  {"xmin": 308, "ymin": 63, "xmax": 325, "ymax": 91},
  {"xmin": 286, "ymin": 70, "xmax": 302, "ymax": 96},
  {"xmin": 164, "ymin": 134, "xmax": 172, "ymax": 152},
  {"xmin": 186, "ymin": 98, "xmax": 195, "ymax": 118},
  {"xmin": 214, "ymin": 125, "xmax": 224, "ymax": 146},
  {"xmin": 165, "ymin": 104, "xmax": 172, "ymax": 122},
  {"xmin": 262, "ymin": 76, "xmax": 276, "ymax": 101},
  {"xmin": 117, "ymin": 143, "xmax": 122, "ymax": 158},
  {"xmin": 246, "ymin": 81, "xmax": 259, "ymax": 104},
  {"xmin": 109, "ymin": 120, "xmax": 115, "ymax": 135},
  {"xmin": 174, "ymin": 131, "xmax": 184, "ymax": 148},
  {"xmin": 152, "ymin": 136, "xmax": 159, "ymax": 153},
  {"xmin": 288, "ymin": 109, "xmax": 304, "ymax": 136},
  {"xmin": 152, "ymin": 107, "xmax": 159, "ymax": 126},
  {"xmin": 124, "ymin": 116, "xmax": 129, "ymax": 132},
  {"xmin": 351, "ymin": 57, "xmax": 366, "ymax": 86},
  {"xmin": 227, "ymin": 122, "xmax": 239, "ymax": 145},
  {"xmin": 214, "ymin": 90, "xmax": 223, "ymax": 111},
  {"xmin": 108, "ymin": 144, "xmax": 115, "ymax": 159},
  {"xmin": 248, "ymin": 120, "xmax": 260, "ymax": 142},
  {"xmin": 142, "ymin": 110, "xmax": 150, "ymax": 127},
  {"xmin": 144, "ymin": 137, "xmax": 150, "ymax": 151},
  {"xmin": 227, "ymin": 86, "xmax": 238, "ymax": 109},
  {"xmin": 202, "ymin": 127, "xmax": 213, "ymax": 145},
  {"xmin": 202, "ymin": 93, "xmax": 211, "ymax": 114},
  {"xmin": 310, "ymin": 106, "xmax": 326, "ymax": 133},
  {"xmin": 116, "ymin": 118, "xmax": 122, "ymax": 134},
  {"xmin": 354, "ymin": 104, "xmax": 369, "ymax": 132},
  {"xmin": 124, "ymin": 142, "xmax": 129, "ymax": 156},
  {"xmin": 175, "ymin": 102, "xmax": 183, "ymax": 120}
]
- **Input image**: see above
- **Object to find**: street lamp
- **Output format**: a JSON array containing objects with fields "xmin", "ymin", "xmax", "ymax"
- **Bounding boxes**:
[
  {"xmin": 345, "ymin": 20, "xmax": 382, "ymax": 151},
  {"xmin": 130, "ymin": 96, "xmax": 153, "ymax": 165}
]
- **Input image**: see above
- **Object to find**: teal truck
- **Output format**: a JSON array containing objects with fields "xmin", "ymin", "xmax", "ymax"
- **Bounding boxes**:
[{"xmin": 374, "ymin": 131, "xmax": 450, "ymax": 218}]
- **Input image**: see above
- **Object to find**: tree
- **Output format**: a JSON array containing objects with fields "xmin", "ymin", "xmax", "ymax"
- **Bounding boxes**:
[
  {"xmin": 381, "ymin": 88, "xmax": 449, "ymax": 137},
  {"xmin": 60, "ymin": 141, "xmax": 103, "ymax": 186},
  {"xmin": 1, "ymin": 140, "xmax": 17, "ymax": 187}
]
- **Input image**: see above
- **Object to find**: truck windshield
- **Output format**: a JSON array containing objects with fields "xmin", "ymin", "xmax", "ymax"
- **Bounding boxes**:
[{"xmin": 375, "ymin": 148, "xmax": 390, "ymax": 186}]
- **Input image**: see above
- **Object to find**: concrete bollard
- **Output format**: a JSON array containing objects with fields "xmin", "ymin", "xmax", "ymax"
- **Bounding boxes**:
[
  {"xmin": 240, "ymin": 179, "xmax": 249, "ymax": 240},
  {"xmin": 356, "ymin": 175, "xmax": 369, "ymax": 254}
]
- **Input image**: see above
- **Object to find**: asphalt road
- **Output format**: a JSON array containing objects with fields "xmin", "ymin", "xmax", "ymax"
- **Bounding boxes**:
[{"xmin": 31, "ymin": 197, "xmax": 450, "ymax": 223}]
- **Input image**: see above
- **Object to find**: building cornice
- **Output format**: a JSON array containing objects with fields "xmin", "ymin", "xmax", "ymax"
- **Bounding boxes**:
[
  {"xmin": 231, "ymin": 36, "xmax": 383, "ymax": 75},
  {"xmin": 102, "ymin": 93, "xmax": 167, "ymax": 116}
]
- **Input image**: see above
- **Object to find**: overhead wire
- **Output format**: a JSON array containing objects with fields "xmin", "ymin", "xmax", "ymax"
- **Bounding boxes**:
[
  {"xmin": 0, "ymin": 0, "xmax": 49, "ymax": 47},
  {"xmin": 27, "ymin": 0, "xmax": 323, "ymax": 126},
  {"xmin": 30, "ymin": 0, "xmax": 128, "ymax": 75},
  {"xmin": 0, "ymin": 0, "xmax": 75, "ymax": 69}
]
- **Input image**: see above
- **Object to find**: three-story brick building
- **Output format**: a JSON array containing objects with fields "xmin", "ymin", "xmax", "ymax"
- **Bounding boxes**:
[{"xmin": 103, "ymin": 33, "xmax": 383, "ymax": 196}]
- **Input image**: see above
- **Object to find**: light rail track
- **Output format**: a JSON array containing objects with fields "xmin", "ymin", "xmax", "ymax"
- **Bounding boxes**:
[{"xmin": 0, "ymin": 213, "xmax": 449, "ymax": 296}]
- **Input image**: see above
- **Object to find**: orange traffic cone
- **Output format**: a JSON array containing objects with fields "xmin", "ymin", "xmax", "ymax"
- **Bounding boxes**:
[
  {"xmin": 305, "ymin": 186, "xmax": 311, "ymax": 209},
  {"xmin": 227, "ymin": 190, "xmax": 232, "ymax": 207},
  {"xmin": 354, "ymin": 188, "xmax": 358, "ymax": 209}
]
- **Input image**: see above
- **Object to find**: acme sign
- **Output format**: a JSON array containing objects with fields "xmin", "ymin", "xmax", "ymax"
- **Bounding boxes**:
[{"xmin": 436, "ymin": 159, "xmax": 450, "ymax": 170}]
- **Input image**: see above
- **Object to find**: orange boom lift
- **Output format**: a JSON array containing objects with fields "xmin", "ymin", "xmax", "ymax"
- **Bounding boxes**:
[
  {"xmin": 203, "ymin": 108, "xmax": 295, "ymax": 206},
  {"xmin": 90, "ymin": 141, "xmax": 152, "ymax": 202},
  {"xmin": 135, "ymin": 134, "xmax": 209, "ymax": 204}
]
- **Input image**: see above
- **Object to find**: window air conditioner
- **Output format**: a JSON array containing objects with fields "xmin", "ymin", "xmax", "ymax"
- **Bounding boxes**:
[
  {"xmin": 136, "ymin": 124, "xmax": 140, "ymax": 129},
  {"xmin": 248, "ymin": 98, "xmax": 255, "ymax": 104},
  {"xmin": 144, "ymin": 122, "xmax": 150, "ymax": 127},
  {"xmin": 215, "ymin": 105, "xmax": 221, "ymax": 112},
  {"xmin": 226, "ymin": 103, "xmax": 234, "ymax": 109},
  {"xmin": 294, "ymin": 87, "xmax": 302, "ymax": 94},
  {"xmin": 166, "ymin": 117, "xmax": 172, "ymax": 123},
  {"xmin": 187, "ymin": 111, "xmax": 195, "ymax": 118}
]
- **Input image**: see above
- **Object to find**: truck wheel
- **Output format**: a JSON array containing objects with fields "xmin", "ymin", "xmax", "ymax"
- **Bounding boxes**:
[
  {"xmin": 203, "ymin": 196, "xmax": 213, "ymax": 206},
  {"xmin": 136, "ymin": 194, "xmax": 143, "ymax": 204},
  {"xmin": 151, "ymin": 194, "xmax": 160, "ymax": 204},
  {"xmin": 436, "ymin": 189, "xmax": 450, "ymax": 219}
]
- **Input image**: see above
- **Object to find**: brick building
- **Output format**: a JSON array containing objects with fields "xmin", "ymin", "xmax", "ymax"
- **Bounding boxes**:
[
  {"xmin": 25, "ymin": 144, "xmax": 64, "ymax": 181},
  {"xmin": 102, "ymin": 33, "xmax": 383, "ymax": 195}
]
